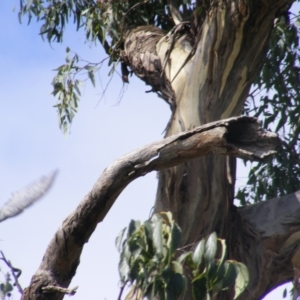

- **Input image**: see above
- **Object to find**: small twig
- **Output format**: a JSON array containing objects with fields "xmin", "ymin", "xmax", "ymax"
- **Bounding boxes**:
[
  {"xmin": 177, "ymin": 242, "xmax": 196, "ymax": 251},
  {"xmin": 42, "ymin": 285, "xmax": 78, "ymax": 295},
  {"xmin": 117, "ymin": 281, "xmax": 128, "ymax": 300},
  {"xmin": 0, "ymin": 250, "xmax": 23, "ymax": 295}
]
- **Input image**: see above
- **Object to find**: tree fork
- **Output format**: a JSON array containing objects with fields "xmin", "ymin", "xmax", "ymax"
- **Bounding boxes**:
[{"xmin": 148, "ymin": 1, "xmax": 294, "ymax": 298}]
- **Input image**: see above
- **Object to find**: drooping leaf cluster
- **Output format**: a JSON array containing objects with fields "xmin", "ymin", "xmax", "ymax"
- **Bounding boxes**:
[
  {"xmin": 18, "ymin": 0, "xmax": 193, "ymax": 132},
  {"xmin": 116, "ymin": 212, "xmax": 249, "ymax": 300},
  {"xmin": 236, "ymin": 9, "xmax": 300, "ymax": 204},
  {"xmin": 18, "ymin": 0, "xmax": 181, "ymax": 45},
  {"xmin": 51, "ymin": 48, "xmax": 108, "ymax": 133}
]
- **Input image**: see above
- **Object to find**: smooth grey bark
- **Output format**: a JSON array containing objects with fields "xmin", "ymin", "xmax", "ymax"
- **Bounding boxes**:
[
  {"xmin": 22, "ymin": 117, "xmax": 278, "ymax": 300},
  {"xmin": 239, "ymin": 191, "xmax": 300, "ymax": 299}
]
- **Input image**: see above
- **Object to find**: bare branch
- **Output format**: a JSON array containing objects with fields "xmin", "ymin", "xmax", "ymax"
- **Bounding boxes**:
[
  {"xmin": 22, "ymin": 116, "xmax": 279, "ymax": 300},
  {"xmin": 0, "ymin": 251, "xmax": 23, "ymax": 295},
  {"xmin": 42, "ymin": 285, "xmax": 78, "ymax": 296}
]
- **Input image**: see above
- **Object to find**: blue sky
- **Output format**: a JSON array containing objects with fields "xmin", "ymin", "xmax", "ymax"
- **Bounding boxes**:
[{"xmin": 0, "ymin": 1, "xmax": 295, "ymax": 299}]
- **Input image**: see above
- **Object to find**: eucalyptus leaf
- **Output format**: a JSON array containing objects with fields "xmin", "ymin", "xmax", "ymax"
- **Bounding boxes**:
[
  {"xmin": 192, "ymin": 239, "xmax": 205, "ymax": 268},
  {"xmin": 177, "ymin": 251, "xmax": 192, "ymax": 264},
  {"xmin": 169, "ymin": 222, "xmax": 181, "ymax": 258},
  {"xmin": 192, "ymin": 274, "xmax": 207, "ymax": 300},
  {"xmin": 233, "ymin": 262, "xmax": 249, "ymax": 299},
  {"xmin": 128, "ymin": 219, "xmax": 141, "ymax": 237},
  {"xmin": 204, "ymin": 232, "xmax": 217, "ymax": 262},
  {"xmin": 88, "ymin": 70, "xmax": 96, "ymax": 87},
  {"xmin": 119, "ymin": 256, "xmax": 130, "ymax": 282},
  {"xmin": 152, "ymin": 214, "xmax": 163, "ymax": 257},
  {"xmin": 167, "ymin": 273, "xmax": 186, "ymax": 298},
  {"xmin": 220, "ymin": 262, "xmax": 237, "ymax": 289},
  {"xmin": 282, "ymin": 287, "xmax": 287, "ymax": 298}
]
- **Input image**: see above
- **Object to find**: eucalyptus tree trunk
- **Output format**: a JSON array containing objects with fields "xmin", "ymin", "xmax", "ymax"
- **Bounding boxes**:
[{"xmin": 122, "ymin": 0, "xmax": 295, "ymax": 299}]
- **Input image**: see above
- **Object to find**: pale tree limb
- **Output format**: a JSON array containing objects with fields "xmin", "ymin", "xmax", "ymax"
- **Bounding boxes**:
[
  {"xmin": 42, "ymin": 285, "xmax": 78, "ymax": 296},
  {"xmin": 239, "ymin": 191, "xmax": 300, "ymax": 299},
  {"xmin": 22, "ymin": 116, "xmax": 279, "ymax": 300}
]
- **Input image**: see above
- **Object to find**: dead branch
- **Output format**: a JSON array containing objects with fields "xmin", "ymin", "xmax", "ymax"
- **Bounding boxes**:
[{"xmin": 22, "ymin": 116, "xmax": 279, "ymax": 300}]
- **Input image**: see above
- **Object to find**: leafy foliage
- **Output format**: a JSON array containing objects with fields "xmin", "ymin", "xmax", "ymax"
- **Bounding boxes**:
[
  {"xmin": 116, "ymin": 212, "xmax": 249, "ymax": 299},
  {"xmin": 236, "ymin": 10, "xmax": 300, "ymax": 204},
  {"xmin": 18, "ymin": 0, "xmax": 194, "ymax": 131},
  {"xmin": 51, "ymin": 47, "xmax": 108, "ymax": 133},
  {"xmin": 0, "ymin": 272, "xmax": 13, "ymax": 300}
]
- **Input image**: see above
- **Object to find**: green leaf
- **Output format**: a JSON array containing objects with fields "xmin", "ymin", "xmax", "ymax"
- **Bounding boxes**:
[
  {"xmin": 162, "ymin": 265, "xmax": 172, "ymax": 284},
  {"xmin": 172, "ymin": 261, "xmax": 183, "ymax": 274},
  {"xmin": 206, "ymin": 260, "xmax": 217, "ymax": 288},
  {"xmin": 115, "ymin": 227, "xmax": 126, "ymax": 252},
  {"xmin": 218, "ymin": 239, "xmax": 227, "ymax": 266},
  {"xmin": 169, "ymin": 222, "xmax": 181, "ymax": 258},
  {"xmin": 192, "ymin": 239, "xmax": 205, "ymax": 268},
  {"xmin": 167, "ymin": 272, "xmax": 186, "ymax": 298},
  {"xmin": 161, "ymin": 211, "xmax": 173, "ymax": 225},
  {"xmin": 282, "ymin": 288, "xmax": 287, "ymax": 298},
  {"xmin": 144, "ymin": 219, "xmax": 154, "ymax": 252},
  {"xmin": 128, "ymin": 220, "xmax": 141, "ymax": 237},
  {"xmin": 233, "ymin": 262, "xmax": 249, "ymax": 299},
  {"xmin": 152, "ymin": 214, "xmax": 163, "ymax": 257},
  {"xmin": 88, "ymin": 70, "xmax": 95, "ymax": 87},
  {"xmin": 192, "ymin": 274, "xmax": 207, "ymax": 300},
  {"xmin": 215, "ymin": 239, "xmax": 227, "ymax": 282},
  {"xmin": 129, "ymin": 258, "xmax": 141, "ymax": 281},
  {"xmin": 220, "ymin": 262, "xmax": 237, "ymax": 289},
  {"xmin": 118, "ymin": 256, "xmax": 130, "ymax": 282},
  {"xmin": 204, "ymin": 232, "xmax": 217, "ymax": 262},
  {"xmin": 177, "ymin": 251, "xmax": 192, "ymax": 264}
]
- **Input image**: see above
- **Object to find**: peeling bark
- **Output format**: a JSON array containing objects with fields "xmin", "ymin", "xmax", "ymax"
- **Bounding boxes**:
[
  {"xmin": 120, "ymin": 26, "xmax": 176, "ymax": 110},
  {"xmin": 22, "ymin": 117, "xmax": 278, "ymax": 300},
  {"xmin": 120, "ymin": 0, "xmax": 296, "ymax": 299}
]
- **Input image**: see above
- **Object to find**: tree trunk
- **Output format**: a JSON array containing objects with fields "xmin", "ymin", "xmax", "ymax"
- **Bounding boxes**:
[{"xmin": 123, "ymin": 0, "xmax": 294, "ymax": 298}]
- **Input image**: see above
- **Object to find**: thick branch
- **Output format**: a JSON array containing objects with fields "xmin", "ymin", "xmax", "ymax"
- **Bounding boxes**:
[
  {"xmin": 239, "ymin": 190, "xmax": 300, "ymax": 298},
  {"xmin": 22, "ymin": 116, "xmax": 279, "ymax": 300}
]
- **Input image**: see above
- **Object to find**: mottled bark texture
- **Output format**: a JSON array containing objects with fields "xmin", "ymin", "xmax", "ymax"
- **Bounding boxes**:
[
  {"xmin": 120, "ymin": 26, "xmax": 176, "ymax": 109},
  {"xmin": 120, "ymin": 0, "xmax": 296, "ymax": 299},
  {"xmin": 22, "ymin": 117, "xmax": 279, "ymax": 300}
]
